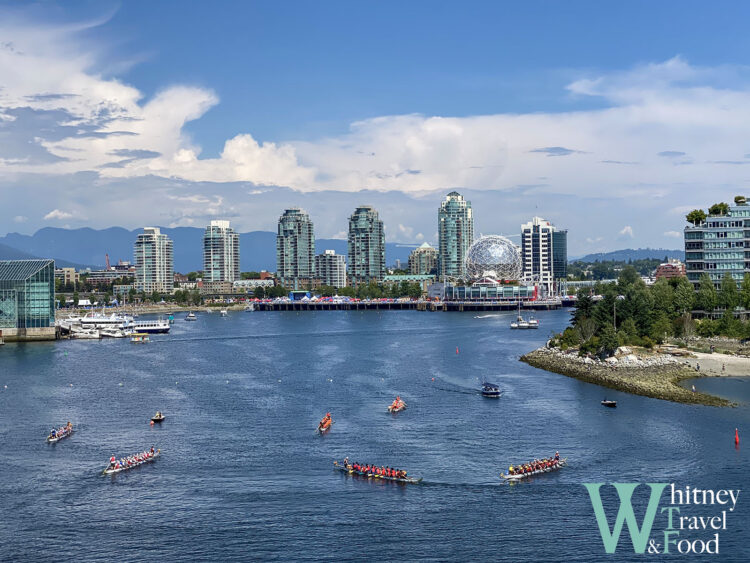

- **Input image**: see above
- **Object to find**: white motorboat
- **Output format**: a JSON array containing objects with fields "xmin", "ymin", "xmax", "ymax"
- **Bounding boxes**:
[
  {"xmin": 220, "ymin": 309, "xmax": 228, "ymax": 317},
  {"xmin": 510, "ymin": 302, "xmax": 539, "ymax": 329},
  {"xmin": 70, "ymin": 326, "xmax": 101, "ymax": 339},
  {"xmin": 100, "ymin": 327, "xmax": 128, "ymax": 338},
  {"xmin": 186, "ymin": 312, "xmax": 197, "ymax": 321},
  {"xmin": 80, "ymin": 312, "xmax": 135, "ymax": 330},
  {"xmin": 133, "ymin": 317, "xmax": 171, "ymax": 333}
]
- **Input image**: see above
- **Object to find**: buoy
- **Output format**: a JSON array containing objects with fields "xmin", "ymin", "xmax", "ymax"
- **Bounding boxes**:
[
  {"xmin": 456, "ymin": 347, "xmax": 459, "ymax": 354},
  {"xmin": 735, "ymin": 428, "xmax": 740, "ymax": 445},
  {"xmin": 150, "ymin": 420, "xmax": 154, "ymax": 426},
  {"xmin": 431, "ymin": 377, "xmax": 435, "ymax": 381}
]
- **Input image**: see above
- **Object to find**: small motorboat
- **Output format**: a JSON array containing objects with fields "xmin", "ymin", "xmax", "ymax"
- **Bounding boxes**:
[
  {"xmin": 481, "ymin": 382, "xmax": 501, "ymax": 398},
  {"xmin": 186, "ymin": 312, "xmax": 197, "ymax": 321},
  {"xmin": 151, "ymin": 411, "xmax": 165, "ymax": 423},
  {"xmin": 317, "ymin": 414, "xmax": 333, "ymax": 434},
  {"xmin": 601, "ymin": 399, "xmax": 617, "ymax": 408},
  {"xmin": 388, "ymin": 397, "xmax": 407, "ymax": 413},
  {"xmin": 130, "ymin": 332, "xmax": 150, "ymax": 343},
  {"xmin": 220, "ymin": 309, "xmax": 228, "ymax": 317}
]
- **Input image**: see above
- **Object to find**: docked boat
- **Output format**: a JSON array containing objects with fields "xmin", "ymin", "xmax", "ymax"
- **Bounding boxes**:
[
  {"xmin": 333, "ymin": 461, "xmax": 422, "ymax": 484},
  {"xmin": 186, "ymin": 312, "xmax": 197, "ymax": 321},
  {"xmin": 601, "ymin": 399, "xmax": 617, "ymax": 408},
  {"xmin": 130, "ymin": 332, "xmax": 150, "ymax": 343},
  {"xmin": 168, "ymin": 314, "xmax": 175, "ymax": 324},
  {"xmin": 387, "ymin": 396, "xmax": 406, "ymax": 413},
  {"xmin": 500, "ymin": 457, "xmax": 566, "ymax": 481},
  {"xmin": 244, "ymin": 304, "xmax": 255, "ymax": 312},
  {"xmin": 103, "ymin": 449, "xmax": 160, "ymax": 475},
  {"xmin": 481, "ymin": 382, "xmax": 501, "ymax": 398},
  {"xmin": 151, "ymin": 411, "xmax": 165, "ymax": 423},
  {"xmin": 80, "ymin": 312, "xmax": 135, "ymax": 330},
  {"xmin": 133, "ymin": 318, "xmax": 170, "ymax": 334},
  {"xmin": 220, "ymin": 309, "xmax": 228, "ymax": 317},
  {"xmin": 46, "ymin": 422, "xmax": 74, "ymax": 443},
  {"xmin": 70, "ymin": 326, "xmax": 101, "ymax": 339},
  {"xmin": 101, "ymin": 327, "xmax": 127, "ymax": 338}
]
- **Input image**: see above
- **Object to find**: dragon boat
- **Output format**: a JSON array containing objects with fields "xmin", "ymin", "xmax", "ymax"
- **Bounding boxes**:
[
  {"xmin": 46, "ymin": 426, "xmax": 74, "ymax": 443},
  {"xmin": 334, "ymin": 461, "xmax": 422, "ymax": 484},
  {"xmin": 103, "ymin": 450, "xmax": 160, "ymax": 475},
  {"xmin": 500, "ymin": 458, "xmax": 567, "ymax": 481}
]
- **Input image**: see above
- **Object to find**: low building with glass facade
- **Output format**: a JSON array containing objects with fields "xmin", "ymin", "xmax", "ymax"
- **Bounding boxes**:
[
  {"xmin": 684, "ymin": 203, "xmax": 750, "ymax": 289},
  {"xmin": 0, "ymin": 259, "xmax": 56, "ymax": 341},
  {"xmin": 429, "ymin": 281, "xmax": 537, "ymax": 301}
]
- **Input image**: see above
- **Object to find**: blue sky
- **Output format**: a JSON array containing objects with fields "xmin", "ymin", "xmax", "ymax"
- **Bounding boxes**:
[{"xmin": 2, "ymin": 1, "xmax": 750, "ymax": 253}]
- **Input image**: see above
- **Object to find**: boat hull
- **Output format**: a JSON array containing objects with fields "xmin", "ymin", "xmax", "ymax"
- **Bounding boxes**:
[
  {"xmin": 103, "ymin": 451, "xmax": 160, "ymax": 474},
  {"xmin": 333, "ymin": 462, "xmax": 422, "ymax": 484}
]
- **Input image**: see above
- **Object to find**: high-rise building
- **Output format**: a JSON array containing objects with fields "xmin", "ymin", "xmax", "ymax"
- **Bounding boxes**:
[
  {"xmin": 0, "ymin": 259, "xmax": 56, "ymax": 341},
  {"xmin": 276, "ymin": 208, "xmax": 315, "ymax": 289},
  {"xmin": 408, "ymin": 242, "xmax": 438, "ymax": 275},
  {"xmin": 347, "ymin": 205, "xmax": 385, "ymax": 286},
  {"xmin": 684, "ymin": 201, "xmax": 750, "ymax": 289},
  {"xmin": 315, "ymin": 250, "xmax": 346, "ymax": 288},
  {"xmin": 438, "ymin": 191, "xmax": 474, "ymax": 278},
  {"xmin": 134, "ymin": 227, "xmax": 174, "ymax": 293},
  {"xmin": 521, "ymin": 216, "xmax": 567, "ymax": 295},
  {"xmin": 203, "ymin": 220, "xmax": 240, "ymax": 282}
]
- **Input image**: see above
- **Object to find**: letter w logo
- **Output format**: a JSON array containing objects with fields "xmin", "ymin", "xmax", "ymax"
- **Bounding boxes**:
[{"xmin": 584, "ymin": 483, "xmax": 667, "ymax": 554}]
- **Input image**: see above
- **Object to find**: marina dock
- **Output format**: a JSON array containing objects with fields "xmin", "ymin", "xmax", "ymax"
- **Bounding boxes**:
[{"xmin": 255, "ymin": 300, "xmax": 562, "ymax": 312}]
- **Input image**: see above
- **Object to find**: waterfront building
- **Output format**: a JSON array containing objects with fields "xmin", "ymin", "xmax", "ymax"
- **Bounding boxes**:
[
  {"xmin": 85, "ymin": 269, "xmax": 131, "ymax": 286},
  {"xmin": 408, "ymin": 242, "xmax": 438, "ymax": 275},
  {"xmin": 654, "ymin": 259, "xmax": 686, "ymax": 281},
  {"xmin": 438, "ymin": 191, "xmax": 474, "ymax": 279},
  {"xmin": 521, "ymin": 216, "xmax": 567, "ymax": 295},
  {"xmin": 315, "ymin": 250, "xmax": 347, "ymax": 288},
  {"xmin": 134, "ymin": 227, "xmax": 174, "ymax": 293},
  {"xmin": 199, "ymin": 280, "xmax": 234, "ymax": 295},
  {"xmin": 203, "ymin": 220, "xmax": 240, "ymax": 283},
  {"xmin": 233, "ymin": 279, "xmax": 275, "ymax": 291},
  {"xmin": 54, "ymin": 267, "xmax": 79, "ymax": 285},
  {"xmin": 684, "ymin": 202, "xmax": 750, "ymax": 288},
  {"xmin": 276, "ymin": 208, "xmax": 315, "ymax": 290},
  {"xmin": 429, "ymin": 280, "xmax": 537, "ymax": 301},
  {"xmin": 0, "ymin": 259, "xmax": 56, "ymax": 341},
  {"xmin": 347, "ymin": 205, "xmax": 385, "ymax": 286}
]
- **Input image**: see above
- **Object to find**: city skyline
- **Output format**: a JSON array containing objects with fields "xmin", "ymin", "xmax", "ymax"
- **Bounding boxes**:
[{"xmin": 4, "ymin": 3, "xmax": 750, "ymax": 255}]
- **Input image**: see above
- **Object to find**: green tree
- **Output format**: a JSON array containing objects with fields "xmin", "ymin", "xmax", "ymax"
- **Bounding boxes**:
[
  {"xmin": 253, "ymin": 286, "xmax": 266, "ymax": 299},
  {"xmin": 718, "ymin": 272, "xmax": 739, "ymax": 310},
  {"xmin": 741, "ymin": 274, "xmax": 750, "ymax": 309},
  {"xmin": 650, "ymin": 312, "xmax": 673, "ymax": 343},
  {"xmin": 685, "ymin": 209, "xmax": 707, "ymax": 225},
  {"xmin": 599, "ymin": 324, "xmax": 619, "ymax": 357},
  {"xmin": 618, "ymin": 317, "xmax": 639, "ymax": 344},
  {"xmin": 735, "ymin": 195, "xmax": 747, "ymax": 206},
  {"xmin": 708, "ymin": 202, "xmax": 729, "ymax": 216},
  {"xmin": 617, "ymin": 265, "xmax": 640, "ymax": 289},
  {"xmin": 671, "ymin": 277, "xmax": 695, "ymax": 314},
  {"xmin": 650, "ymin": 278, "xmax": 674, "ymax": 315},
  {"xmin": 72, "ymin": 292, "xmax": 80, "ymax": 307},
  {"xmin": 695, "ymin": 273, "xmax": 717, "ymax": 311}
]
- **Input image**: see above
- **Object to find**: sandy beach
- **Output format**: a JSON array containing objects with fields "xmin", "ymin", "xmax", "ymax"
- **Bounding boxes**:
[{"xmin": 682, "ymin": 352, "xmax": 750, "ymax": 377}]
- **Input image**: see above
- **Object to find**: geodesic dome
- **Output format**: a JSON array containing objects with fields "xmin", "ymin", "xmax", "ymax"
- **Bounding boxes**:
[{"xmin": 465, "ymin": 235, "xmax": 522, "ymax": 281}]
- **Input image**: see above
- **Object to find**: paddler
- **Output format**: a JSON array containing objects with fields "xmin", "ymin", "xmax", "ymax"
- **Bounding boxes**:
[
  {"xmin": 109, "ymin": 455, "xmax": 116, "ymax": 469},
  {"xmin": 554, "ymin": 451, "xmax": 559, "ymax": 461}
]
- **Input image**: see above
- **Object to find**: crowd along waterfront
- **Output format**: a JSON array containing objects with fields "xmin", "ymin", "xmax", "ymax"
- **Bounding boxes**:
[{"xmin": 1, "ymin": 309, "xmax": 749, "ymax": 560}]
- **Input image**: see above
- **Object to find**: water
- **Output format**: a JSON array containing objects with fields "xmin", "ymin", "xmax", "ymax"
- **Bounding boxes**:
[{"xmin": 1, "ymin": 310, "xmax": 749, "ymax": 561}]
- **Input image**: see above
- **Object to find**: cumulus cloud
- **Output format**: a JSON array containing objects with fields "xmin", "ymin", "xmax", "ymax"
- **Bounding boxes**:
[
  {"xmin": 664, "ymin": 230, "xmax": 682, "ymax": 238},
  {"xmin": 44, "ymin": 209, "xmax": 74, "ymax": 220},
  {"xmin": 619, "ymin": 225, "xmax": 634, "ymax": 238},
  {"xmin": 13, "ymin": 215, "xmax": 27, "ymax": 223}
]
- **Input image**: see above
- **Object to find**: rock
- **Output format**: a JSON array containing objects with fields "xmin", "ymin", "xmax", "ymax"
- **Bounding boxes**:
[
  {"xmin": 616, "ymin": 346, "xmax": 632, "ymax": 356},
  {"xmin": 605, "ymin": 357, "xmax": 618, "ymax": 364}
]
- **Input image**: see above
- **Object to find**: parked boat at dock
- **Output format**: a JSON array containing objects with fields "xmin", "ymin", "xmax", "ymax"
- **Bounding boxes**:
[{"xmin": 133, "ymin": 318, "xmax": 170, "ymax": 333}]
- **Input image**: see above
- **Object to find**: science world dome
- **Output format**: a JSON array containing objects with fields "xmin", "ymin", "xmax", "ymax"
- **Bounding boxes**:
[{"xmin": 464, "ymin": 235, "xmax": 522, "ymax": 281}]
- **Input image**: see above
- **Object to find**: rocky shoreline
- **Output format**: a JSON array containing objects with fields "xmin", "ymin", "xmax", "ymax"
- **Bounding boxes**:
[{"xmin": 521, "ymin": 346, "xmax": 733, "ymax": 407}]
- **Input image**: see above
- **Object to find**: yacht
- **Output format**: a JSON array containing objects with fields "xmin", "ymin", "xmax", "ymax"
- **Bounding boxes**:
[
  {"xmin": 100, "ymin": 327, "xmax": 128, "ymax": 338},
  {"xmin": 70, "ymin": 326, "xmax": 101, "ymax": 339},
  {"xmin": 133, "ymin": 317, "xmax": 171, "ymax": 333},
  {"xmin": 220, "ymin": 309, "xmax": 228, "ymax": 317},
  {"xmin": 510, "ymin": 303, "xmax": 539, "ymax": 329},
  {"xmin": 80, "ymin": 312, "xmax": 135, "ymax": 330},
  {"xmin": 186, "ymin": 312, "xmax": 197, "ymax": 321}
]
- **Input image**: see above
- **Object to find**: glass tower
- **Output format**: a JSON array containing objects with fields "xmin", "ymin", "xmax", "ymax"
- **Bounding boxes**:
[
  {"xmin": 276, "ymin": 208, "xmax": 315, "ymax": 289},
  {"xmin": 203, "ymin": 220, "xmax": 240, "ymax": 282},
  {"xmin": 438, "ymin": 191, "xmax": 474, "ymax": 279},
  {"xmin": 521, "ymin": 216, "xmax": 567, "ymax": 296},
  {"xmin": 134, "ymin": 227, "xmax": 174, "ymax": 293},
  {"xmin": 0, "ymin": 259, "xmax": 55, "ymax": 329},
  {"xmin": 347, "ymin": 205, "xmax": 385, "ymax": 286}
]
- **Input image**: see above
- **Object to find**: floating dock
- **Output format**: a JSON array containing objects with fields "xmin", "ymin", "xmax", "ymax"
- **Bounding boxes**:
[{"xmin": 255, "ymin": 301, "xmax": 562, "ymax": 312}]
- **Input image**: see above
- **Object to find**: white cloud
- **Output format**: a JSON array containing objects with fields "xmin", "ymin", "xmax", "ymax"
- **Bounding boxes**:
[
  {"xmin": 664, "ymin": 230, "xmax": 682, "ymax": 238},
  {"xmin": 619, "ymin": 225, "xmax": 634, "ymax": 238},
  {"xmin": 43, "ymin": 209, "xmax": 74, "ymax": 220},
  {"xmin": 13, "ymin": 215, "xmax": 27, "ymax": 223}
]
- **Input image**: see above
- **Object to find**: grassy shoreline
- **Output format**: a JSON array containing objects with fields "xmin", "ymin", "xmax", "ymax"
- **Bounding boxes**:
[{"xmin": 521, "ymin": 347, "xmax": 733, "ymax": 407}]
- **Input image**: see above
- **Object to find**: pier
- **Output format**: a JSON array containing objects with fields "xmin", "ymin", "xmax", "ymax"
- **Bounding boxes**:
[{"xmin": 255, "ymin": 300, "xmax": 562, "ymax": 312}]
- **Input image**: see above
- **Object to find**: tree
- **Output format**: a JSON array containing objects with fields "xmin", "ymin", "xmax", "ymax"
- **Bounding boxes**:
[
  {"xmin": 695, "ymin": 273, "xmax": 717, "ymax": 312},
  {"xmin": 718, "ymin": 272, "xmax": 739, "ymax": 310},
  {"xmin": 650, "ymin": 278, "xmax": 674, "ymax": 315},
  {"xmin": 617, "ymin": 265, "xmax": 640, "ymax": 289},
  {"xmin": 735, "ymin": 195, "xmax": 747, "ymax": 206},
  {"xmin": 679, "ymin": 313, "xmax": 695, "ymax": 342},
  {"xmin": 72, "ymin": 292, "xmax": 80, "ymax": 307},
  {"xmin": 576, "ymin": 317, "xmax": 597, "ymax": 343},
  {"xmin": 618, "ymin": 317, "xmax": 639, "ymax": 344},
  {"xmin": 708, "ymin": 202, "xmax": 729, "ymax": 216},
  {"xmin": 741, "ymin": 274, "xmax": 750, "ymax": 309},
  {"xmin": 650, "ymin": 312, "xmax": 673, "ymax": 343},
  {"xmin": 599, "ymin": 324, "xmax": 619, "ymax": 357},
  {"xmin": 685, "ymin": 209, "xmax": 707, "ymax": 225},
  {"xmin": 671, "ymin": 277, "xmax": 695, "ymax": 314},
  {"xmin": 253, "ymin": 286, "xmax": 266, "ymax": 299}
]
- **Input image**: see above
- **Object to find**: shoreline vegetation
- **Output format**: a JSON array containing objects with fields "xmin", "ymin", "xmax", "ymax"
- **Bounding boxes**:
[{"xmin": 521, "ymin": 345, "xmax": 733, "ymax": 407}]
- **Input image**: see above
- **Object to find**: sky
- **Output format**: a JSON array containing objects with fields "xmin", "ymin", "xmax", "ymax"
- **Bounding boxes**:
[{"xmin": 2, "ymin": 1, "xmax": 750, "ymax": 254}]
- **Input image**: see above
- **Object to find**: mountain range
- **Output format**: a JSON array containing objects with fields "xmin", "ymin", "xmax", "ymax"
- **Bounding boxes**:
[
  {"xmin": 0, "ymin": 227, "xmax": 418, "ymax": 272},
  {"xmin": 573, "ymin": 248, "xmax": 684, "ymax": 262}
]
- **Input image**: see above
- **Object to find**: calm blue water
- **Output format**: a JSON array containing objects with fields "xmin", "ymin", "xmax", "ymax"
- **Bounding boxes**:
[{"xmin": 1, "ymin": 310, "xmax": 749, "ymax": 561}]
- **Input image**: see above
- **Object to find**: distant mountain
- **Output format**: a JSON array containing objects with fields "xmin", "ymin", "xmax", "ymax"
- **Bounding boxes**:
[
  {"xmin": 0, "ymin": 241, "xmax": 93, "ymax": 269},
  {"xmin": 573, "ymin": 248, "xmax": 684, "ymax": 263},
  {"xmin": 0, "ymin": 227, "xmax": 416, "ymax": 272}
]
